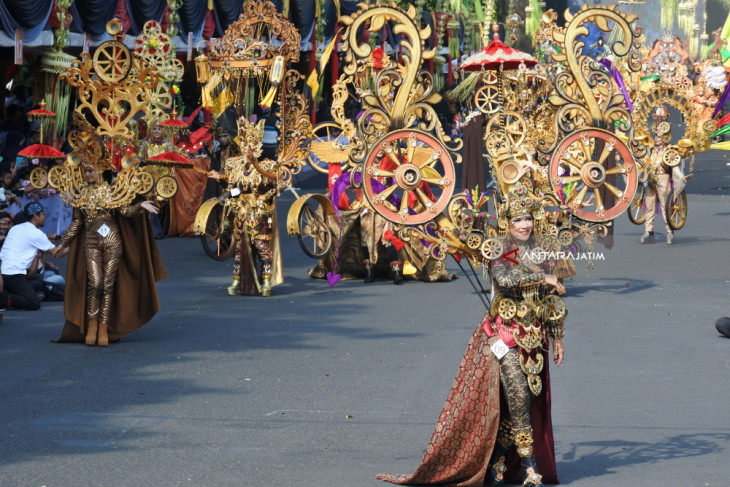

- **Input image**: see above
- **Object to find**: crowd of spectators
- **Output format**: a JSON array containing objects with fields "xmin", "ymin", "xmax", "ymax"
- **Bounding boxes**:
[{"xmin": 0, "ymin": 86, "xmax": 70, "ymax": 318}]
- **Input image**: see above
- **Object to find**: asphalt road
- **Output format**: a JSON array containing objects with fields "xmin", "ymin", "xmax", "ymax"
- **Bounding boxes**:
[{"xmin": 1, "ymin": 148, "xmax": 729, "ymax": 487}]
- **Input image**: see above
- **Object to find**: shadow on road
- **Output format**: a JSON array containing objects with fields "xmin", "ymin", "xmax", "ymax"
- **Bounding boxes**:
[{"xmin": 559, "ymin": 433, "xmax": 730, "ymax": 482}]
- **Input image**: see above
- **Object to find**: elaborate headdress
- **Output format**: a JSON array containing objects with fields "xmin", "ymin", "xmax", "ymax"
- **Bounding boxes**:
[
  {"xmin": 237, "ymin": 118, "xmax": 265, "ymax": 160},
  {"xmin": 496, "ymin": 181, "xmax": 546, "ymax": 231}
]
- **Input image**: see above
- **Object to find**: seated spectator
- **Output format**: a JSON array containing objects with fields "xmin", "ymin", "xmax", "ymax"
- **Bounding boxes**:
[
  {"xmin": 0, "ymin": 168, "xmax": 20, "ymax": 210},
  {"xmin": 0, "ymin": 202, "xmax": 64, "ymax": 311},
  {"xmin": 0, "ymin": 211, "xmax": 12, "ymax": 249}
]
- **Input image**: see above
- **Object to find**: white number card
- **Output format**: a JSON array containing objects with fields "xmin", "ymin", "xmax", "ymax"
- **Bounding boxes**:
[
  {"xmin": 490, "ymin": 339, "xmax": 509, "ymax": 360},
  {"xmin": 97, "ymin": 224, "xmax": 110, "ymax": 238}
]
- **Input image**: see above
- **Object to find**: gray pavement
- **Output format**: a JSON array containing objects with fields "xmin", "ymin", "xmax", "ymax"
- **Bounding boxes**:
[{"xmin": 1, "ymin": 150, "xmax": 730, "ymax": 487}]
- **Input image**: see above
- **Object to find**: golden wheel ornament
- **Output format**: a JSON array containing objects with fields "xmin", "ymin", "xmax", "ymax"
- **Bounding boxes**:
[
  {"xmin": 474, "ymin": 85, "xmax": 501, "ymax": 115},
  {"xmin": 308, "ymin": 122, "xmax": 353, "ymax": 174},
  {"xmin": 549, "ymin": 128, "xmax": 638, "ymax": 223},
  {"xmin": 542, "ymin": 223, "xmax": 559, "ymax": 236},
  {"xmin": 627, "ymin": 183, "xmax": 646, "ymax": 225},
  {"xmin": 68, "ymin": 130, "xmax": 93, "ymax": 153},
  {"xmin": 155, "ymin": 175, "xmax": 178, "ymax": 198},
  {"xmin": 195, "ymin": 198, "xmax": 237, "ymax": 261},
  {"xmin": 485, "ymin": 130, "xmax": 513, "ymax": 159},
  {"xmin": 498, "ymin": 297, "xmax": 517, "ymax": 320},
  {"xmin": 148, "ymin": 82, "xmax": 173, "ymax": 110},
  {"xmin": 666, "ymin": 189, "xmax": 687, "ymax": 230},
  {"xmin": 542, "ymin": 295, "xmax": 566, "ymax": 321},
  {"xmin": 159, "ymin": 59, "xmax": 184, "ymax": 81},
  {"xmin": 296, "ymin": 201, "xmax": 334, "ymax": 259},
  {"xmin": 541, "ymin": 235, "xmax": 560, "ymax": 252},
  {"xmin": 558, "ymin": 229, "xmax": 573, "ymax": 246},
  {"xmin": 134, "ymin": 171, "xmax": 155, "ymax": 194},
  {"xmin": 47, "ymin": 166, "xmax": 67, "ymax": 189},
  {"xmin": 93, "ymin": 40, "xmax": 132, "ymax": 83},
  {"xmin": 480, "ymin": 237, "xmax": 503, "ymax": 260},
  {"xmin": 662, "ymin": 148, "xmax": 681, "ymax": 168},
  {"xmin": 29, "ymin": 167, "xmax": 47, "ymax": 189},
  {"xmin": 465, "ymin": 232, "xmax": 484, "ymax": 250},
  {"xmin": 486, "ymin": 111, "xmax": 527, "ymax": 146},
  {"xmin": 362, "ymin": 129, "xmax": 455, "ymax": 225}
]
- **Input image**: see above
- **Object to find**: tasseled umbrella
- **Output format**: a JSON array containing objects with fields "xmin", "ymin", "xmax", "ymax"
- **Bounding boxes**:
[
  {"xmin": 18, "ymin": 144, "xmax": 66, "ymax": 160},
  {"xmin": 459, "ymin": 33, "xmax": 537, "ymax": 128},
  {"xmin": 160, "ymin": 116, "xmax": 189, "ymax": 132},
  {"xmin": 145, "ymin": 151, "xmax": 194, "ymax": 170},
  {"xmin": 27, "ymin": 100, "xmax": 57, "ymax": 144},
  {"xmin": 459, "ymin": 37, "xmax": 538, "ymax": 72}
]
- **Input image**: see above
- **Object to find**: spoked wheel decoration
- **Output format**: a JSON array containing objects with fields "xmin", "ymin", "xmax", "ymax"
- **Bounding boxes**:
[
  {"xmin": 542, "ymin": 295, "xmax": 567, "ymax": 321},
  {"xmin": 549, "ymin": 128, "xmax": 638, "ymax": 223},
  {"xmin": 362, "ymin": 129, "xmax": 455, "ymax": 225},
  {"xmin": 486, "ymin": 111, "xmax": 527, "ymax": 146},
  {"xmin": 475, "ymin": 84, "xmax": 501, "ymax": 115},
  {"xmin": 627, "ymin": 183, "xmax": 646, "ymax": 225},
  {"xmin": 93, "ymin": 40, "xmax": 132, "ymax": 83},
  {"xmin": 297, "ymin": 203, "xmax": 333, "ymax": 258},
  {"xmin": 308, "ymin": 122, "xmax": 354, "ymax": 174},
  {"xmin": 29, "ymin": 167, "xmax": 48, "ymax": 189},
  {"xmin": 666, "ymin": 189, "xmax": 687, "ymax": 230},
  {"xmin": 196, "ymin": 199, "xmax": 237, "ymax": 261}
]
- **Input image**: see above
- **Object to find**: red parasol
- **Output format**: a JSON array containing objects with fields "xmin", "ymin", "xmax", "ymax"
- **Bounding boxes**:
[
  {"xmin": 145, "ymin": 151, "xmax": 194, "ymax": 169},
  {"xmin": 27, "ymin": 101, "xmax": 58, "ymax": 144},
  {"xmin": 27, "ymin": 101, "xmax": 57, "ymax": 119},
  {"xmin": 459, "ymin": 38, "xmax": 538, "ymax": 72},
  {"xmin": 18, "ymin": 144, "xmax": 66, "ymax": 160},
  {"xmin": 161, "ymin": 110, "xmax": 189, "ymax": 132}
]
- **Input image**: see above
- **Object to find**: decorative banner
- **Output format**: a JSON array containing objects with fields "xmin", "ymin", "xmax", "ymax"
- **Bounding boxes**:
[
  {"xmin": 14, "ymin": 29, "xmax": 23, "ymax": 65},
  {"xmin": 187, "ymin": 32, "xmax": 193, "ymax": 61}
]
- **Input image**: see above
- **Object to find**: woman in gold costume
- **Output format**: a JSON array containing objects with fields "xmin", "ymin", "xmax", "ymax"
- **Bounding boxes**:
[
  {"xmin": 58, "ymin": 165, "xmax": 163, "ymax": 346},
  {"xmin": 378, "ymin": 183, "xmax": 566, "ymax": 487}
]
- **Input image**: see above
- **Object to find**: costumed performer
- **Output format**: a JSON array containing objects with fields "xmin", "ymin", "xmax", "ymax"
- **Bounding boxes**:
[
  {"xmin": 211, "ymin": 118, "xmax": 285, "ymax": 297},
  {"xmin": 377, "ymin": 182, "xmax": 567, "ymax": 487},
  {"xmin": 138, "ymin": 119, "xmax": 173, "ymax": 238},
  {"xmin": 55, "ymin": 163, "xmax": 167, "ymax": 346},
  {"xmin": 640, "ymin": 115, "xmax": 691, "ymax": 245}
]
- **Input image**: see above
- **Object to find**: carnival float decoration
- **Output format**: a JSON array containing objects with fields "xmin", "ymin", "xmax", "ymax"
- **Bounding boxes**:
[
  {"xmin": 293, "ymin": 2, "xmax": 663, "ymax": 298},
  {"xmin": 27, "ymin": 19, "xmax": 170, "ymax": 208},
  {"xmin": 193, "ymin": 0, "xmax": 311, "ymax": 296},
  {"xmin": 287, "ymin": 1, "xmax": 464, "ymax": 284}
]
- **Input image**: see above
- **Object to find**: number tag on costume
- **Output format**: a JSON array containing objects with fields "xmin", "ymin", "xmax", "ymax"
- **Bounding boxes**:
[
  {"xmin": 230, "ymin": 187, "xmax": 241, "ymax": 197},
  {"xmin": 97, "ymin": 224, "xmax": 111, "ymax": 237},
  {"xmin": 490, "ymin": 339, "xmax": 509, "ymax": 360}
]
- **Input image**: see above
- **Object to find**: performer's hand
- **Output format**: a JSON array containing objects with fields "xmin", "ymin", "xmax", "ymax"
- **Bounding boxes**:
[
  {"xmin": 141, "ymin": 200, "xmax": 160, "ymax": 214},
  {"xmin": 51, "ymin": 244, "xmax": 69, "ymax": 259},
  {"xmin": 684, "ymin": 173, "xmax": 693, "ymax": 181},
  {"xmin": 543, "ymin": 274, "xmax": 566, "ymax": 295},
  {"xmin": 553, "ymin": 337, "xmax": 564, "ymax": 366},
  {"xmin": 209, "ymin": 170, "xmax": 221, "ymax": 180}
]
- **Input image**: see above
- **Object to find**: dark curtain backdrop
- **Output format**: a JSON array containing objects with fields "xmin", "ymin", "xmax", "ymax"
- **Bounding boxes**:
[
  {"xmin": 125, "ymin": 0, "xmax": 165, "ymax": 35},
  {"xmin": 71, "ymin": 0, "xmax": 119, "ymax": 40},
  {"xmin": 178, "ymin": 0, "xmax": 207, "ymax": 42},
  {"xmin": 213, "ymin": 0, "xmax": 244, "ymax": 37},
  {"xmin": 0, "ymin": 0, "xmax": 53, "ymax": 42},
  {"xmin": 323, "ymin": 0, "xmax": 359, "ymax": 39},
  {"xmin": 290, "ymin": 0, "xmax": 316, "ymax": 41}
]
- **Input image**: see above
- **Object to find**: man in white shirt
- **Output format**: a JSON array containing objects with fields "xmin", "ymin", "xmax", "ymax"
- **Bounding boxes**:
[{"xmin": 0, "ymin": 202, "xmax": 64, "ymax": 310}]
